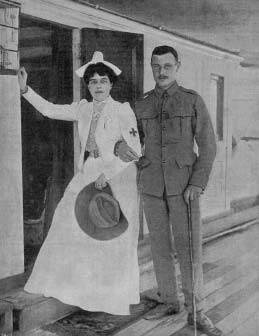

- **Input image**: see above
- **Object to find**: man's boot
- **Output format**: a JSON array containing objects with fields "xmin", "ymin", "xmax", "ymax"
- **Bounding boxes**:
[
  {"xmin": 187, "ymin": 311, "xmax": 223, "ymax": 336},
  {"xmin": 144, "ymin": 301, "xmax": 180, "ymax": 320}
]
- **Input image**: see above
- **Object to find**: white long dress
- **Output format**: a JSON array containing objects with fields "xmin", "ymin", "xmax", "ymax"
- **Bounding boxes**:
[{"xmin": 23, "ymin": 88, "xmax": 142, "ymax": 315}]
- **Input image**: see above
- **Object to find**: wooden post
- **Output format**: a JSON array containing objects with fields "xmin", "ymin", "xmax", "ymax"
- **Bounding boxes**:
[
  {"xmin": 72, "ymin": 29, "xmax": 81, "ymax": 173},
  {"xmin": 0, "ymin": 301, "xmax": 13, "ymax": 336},
  {"xmin": 0, "ymin": 0, "xmax": 24, "ymax": 280},
  {"xmin": 0, "ymin": 76, "xmax": 24, "ymax": 279}
]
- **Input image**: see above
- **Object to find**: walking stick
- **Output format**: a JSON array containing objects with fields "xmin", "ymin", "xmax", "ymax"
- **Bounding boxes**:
[{"xmin": 187, "ymin": 201, "xmax": 197, "ymax": 336}]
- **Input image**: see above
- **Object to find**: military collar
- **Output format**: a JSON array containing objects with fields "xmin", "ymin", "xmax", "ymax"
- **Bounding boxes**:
[{"xmin": 154, "ymin": 81, "xmax": 179, "ymax": 98}]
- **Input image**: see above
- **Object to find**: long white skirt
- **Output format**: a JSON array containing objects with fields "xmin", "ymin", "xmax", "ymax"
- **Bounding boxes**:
[{"xmin": 24, "ymin": 157, "xmax": 140, "ymax": 315}]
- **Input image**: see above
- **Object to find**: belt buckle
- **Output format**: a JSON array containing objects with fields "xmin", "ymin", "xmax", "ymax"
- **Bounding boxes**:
[{"xmin": 93, "ymin": 149, "xmax": 99, "ymax": 158}]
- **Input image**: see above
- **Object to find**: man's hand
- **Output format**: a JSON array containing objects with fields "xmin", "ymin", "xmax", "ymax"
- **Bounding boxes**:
[
  {"xmin": 116, "ymin": 141, "xmax": 140, "ymax": 162},
  {"xmin": 17, "ymin": 67, "xmax": 28, "ymax": 92},
  {"xmin": 95, "ymin": 173, "xmax": 107, "ymax": 190},
  {"xmin": 183, "ymin": 185, "xmax": 203, "ymax": 204}
]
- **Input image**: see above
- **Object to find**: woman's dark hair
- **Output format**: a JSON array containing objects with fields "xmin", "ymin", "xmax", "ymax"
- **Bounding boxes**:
[
  {"xmin": 152, "ymin": 45, "xmax": 178, "ymax": 62},
  {"xmin": 83, "ymin": 63, "xmax": 118, "ymax": 85}
]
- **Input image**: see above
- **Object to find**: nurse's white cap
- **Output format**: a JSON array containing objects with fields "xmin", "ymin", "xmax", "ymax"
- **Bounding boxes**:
[{"xmin": 75, "ymin": 51, "xmax": 122, "ymax": 78}]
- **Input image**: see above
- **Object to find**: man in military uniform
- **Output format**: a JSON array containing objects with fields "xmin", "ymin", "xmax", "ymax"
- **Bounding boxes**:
[{"xmin": 115, "ymin": 45, "xmax": 222, "ymax": 336}]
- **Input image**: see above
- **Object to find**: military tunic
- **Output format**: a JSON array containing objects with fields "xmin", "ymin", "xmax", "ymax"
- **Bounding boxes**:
[
  {"xmin": 136, "ymin": 81, "xmax": 216, "ymax": 312},
  {"xmin": 136, "ymin": 81, "xmax": 216, "ymax": 196}
]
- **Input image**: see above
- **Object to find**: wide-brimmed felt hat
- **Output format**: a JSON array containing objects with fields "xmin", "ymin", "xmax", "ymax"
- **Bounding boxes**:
[
  {"xmin": 74, "ymin": 182, "xmax": 128, "ymax": 241},
  {"xmin": 75, "ymin": 51, "xmax": 122, "ymax": 78}
]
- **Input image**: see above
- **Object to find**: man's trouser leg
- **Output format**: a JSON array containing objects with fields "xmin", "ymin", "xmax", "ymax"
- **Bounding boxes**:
[
  {"xmin": 167, "ymin": 195, "xmax": 204, "ymax": 313},
  {"xmin": 142, "ymin": 193, "xmax": 179, "ymax": 304}
]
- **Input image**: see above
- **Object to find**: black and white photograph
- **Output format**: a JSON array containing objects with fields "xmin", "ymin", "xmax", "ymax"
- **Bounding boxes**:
[{"xmin": 1, "ymin": 1, "xmax": 259, "ymax": 335}]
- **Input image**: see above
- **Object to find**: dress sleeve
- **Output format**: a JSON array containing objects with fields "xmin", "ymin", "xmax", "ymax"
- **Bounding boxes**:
[
  {"xmin": 117, "ymin": 102, "xmax": 141, "ymax": 157},
  {"xmin": 102, "ymin": 102, "xmax": 141, "ymax": 180},
  {"xmin": 22, "ymin": 86, "xmax": 82, "ymax": 121}
]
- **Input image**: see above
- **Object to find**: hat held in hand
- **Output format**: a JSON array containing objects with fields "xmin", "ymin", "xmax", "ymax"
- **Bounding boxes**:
[{"xmin": 74, "ymin": 183, "xmax": 128, "ymax": 240}]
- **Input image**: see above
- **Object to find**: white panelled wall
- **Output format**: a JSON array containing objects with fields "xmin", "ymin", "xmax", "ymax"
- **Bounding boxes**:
[
  {"xmin": 0, "ymin": 76, "xmax": 24, "ymax": 279},
  {"xmin": 231, "ymin": 66, "xmax": 259, "ymax": 201}
]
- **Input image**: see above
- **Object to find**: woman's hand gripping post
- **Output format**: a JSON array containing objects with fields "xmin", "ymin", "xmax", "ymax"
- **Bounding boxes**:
[{"xmin": 17, "ymin": 67, "xmax": 29, "ymax": 94}]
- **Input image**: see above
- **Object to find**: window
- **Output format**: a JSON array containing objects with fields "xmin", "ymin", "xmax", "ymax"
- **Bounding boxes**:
[
  {"xmin": 210, "ymin": 74, "xmax": 224, "ymax": 141},
  {"xmin": 0, "ymin": 2, "xmax": 19, "ymax": 74}
]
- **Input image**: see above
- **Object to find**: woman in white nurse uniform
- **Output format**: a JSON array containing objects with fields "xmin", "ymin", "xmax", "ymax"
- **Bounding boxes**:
[{"xmin": 18, "ymin": 51, "xmax": 142, "ymax": 316}]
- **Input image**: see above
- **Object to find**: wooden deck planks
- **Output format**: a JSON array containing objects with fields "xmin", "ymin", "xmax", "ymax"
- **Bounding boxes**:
[
  {"xmin": 141, "ymin": 225, "xmax": 259, "ymax": 300},
  {"xmin": 204, "ymin": 263, "xmax": 259, "ymax": 311},
  {"xmin": 115, "ymin": 311, "xmax": 188, "ymax": 336},
  {"xmin": 117, "ymin": 265, "xmax": 259, "ymax": 336},
  {"xmin": 116, "ymin": 225, "xmax": 259, "ymax": 336},
  {"xmin": 230, "ymin": 309, "xmax": 259, "ymax": 336},
  {"xmin": 169, "ymin": 277, "xmax": 259, "ymax": 336},
  {"xmin": 215, "ymin": 285, "xmax": 259, "ymax": 334},
  {"xmin": 204, "ymin": 277, "xmax": 259, "ymax": 329},
  {"xmin": 141, "ymin": 245, "xmax": 259, "ymax": 305},
  {"xmin": 203, "ymin": 225, "xmax": 259, "ymax": 263},
  {"xmin": 204, "ymin": 252, "xmax": 259, "ymax": 298}
]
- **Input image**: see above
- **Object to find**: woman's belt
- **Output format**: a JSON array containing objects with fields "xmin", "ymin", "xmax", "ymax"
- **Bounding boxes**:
[{"xmin": 85, "ymin": 149, "xmax": 99, "ymax": 159}]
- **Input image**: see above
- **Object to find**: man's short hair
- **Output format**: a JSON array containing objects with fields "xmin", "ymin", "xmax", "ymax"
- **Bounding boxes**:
[{"xmin": 152, "ymin": 45, "xmax": 178, "ymax": 62}]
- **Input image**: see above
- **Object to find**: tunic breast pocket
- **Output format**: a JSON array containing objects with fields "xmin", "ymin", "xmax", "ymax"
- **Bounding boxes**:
[
  {"xmin": 142, "ymin": 117, "xmax": 160, "ymax": 138},
  {"xmin": 167, "ymin": 109, "xmax": 194, "ymax": 142},
  {"xmin": 166, "ymin": 116, "xmax": 182, "ymax": 142}
]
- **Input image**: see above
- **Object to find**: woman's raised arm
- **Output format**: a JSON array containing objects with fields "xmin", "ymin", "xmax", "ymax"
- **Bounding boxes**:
[{"xmin": 18, "ymin": 67, "xmax": 82, "ymax": 122}]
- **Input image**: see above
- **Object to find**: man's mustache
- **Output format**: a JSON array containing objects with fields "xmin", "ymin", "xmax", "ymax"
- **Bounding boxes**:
[{"xmin": 158, "ymin": 76, "xmax": 168, "ymax": 80}]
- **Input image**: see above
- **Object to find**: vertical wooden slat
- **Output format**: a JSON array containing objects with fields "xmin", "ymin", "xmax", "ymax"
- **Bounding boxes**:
[
  {"xmin": 132, "ymin": 45, "xmax": 144, "ymax": 241},
  {"xmin": 131, "ymin": 46, "xmax": 137, "ymax": 109},
  {"xmin": 72, "ymin": 28, "xmax": 81, "ymax": 173}
]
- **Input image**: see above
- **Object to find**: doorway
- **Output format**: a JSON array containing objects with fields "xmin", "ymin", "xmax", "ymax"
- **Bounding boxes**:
[{"xmin": 20, "ymin": 16, "xmax": 74, "ymax": 268}]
